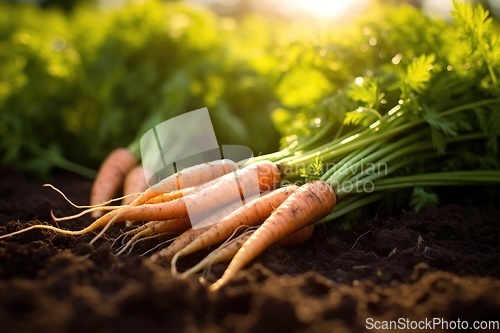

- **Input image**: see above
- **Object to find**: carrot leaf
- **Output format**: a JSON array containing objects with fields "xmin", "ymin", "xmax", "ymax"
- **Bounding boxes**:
[{"xmin": 411, "ymin": 187, "xmax": 439, "ymax": 212}]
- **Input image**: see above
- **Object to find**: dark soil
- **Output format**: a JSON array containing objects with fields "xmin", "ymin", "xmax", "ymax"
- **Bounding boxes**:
[{"xmin": 1, "ymin": 165, "xmax": 499, "ymax": 333}]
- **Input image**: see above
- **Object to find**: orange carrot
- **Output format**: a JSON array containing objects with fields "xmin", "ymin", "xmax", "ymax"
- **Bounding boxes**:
[
  {"xmin": 177, "ymin": 222, "xmax": 313, "ymax": 278},
  {"xmin": 122, "ymin": 165, "xmax": 149, "ymax": 206},
  {"xmin": 178, "ymin": 230, "xmax": 255, "ymax": 279},
  {"xmin": 94, "ymin": 187, "xmax": 190, "ymax": 229},
  {"xmin": 150, "ymin": 227, "xmax": 209, "ymax": 265},
  {"xmin": 124, "ymin": 217, "xmax": 191, "ymax": 237},
  {"xmin": 97, "ymin": 160, "xmax": 280, "ymax": 226},
  {"xmin": 127, "ymin": 159, "xmax": 239, "ymax": 208},
  {"xmin": 24, "ymin": 177, "xmax": 215, "ymax": 241},
  {"xmin": 178, "ymin": 224, "xmax": 312, "ymax": 279},
  {"xmin": 168, "ymin": 185, "xmax": 299, "ymax": 271},
  {"xmin": 90, "ymin": 148, "xmax": 138, "ymax": 217},
  {"xmin": 139, "ymin": 187, "xmax": 193, "ymax": 205},
  {"xmin": 148, "ymin": 188, "xmax": 271, "ymax": 267},
  {"xmin": 175, "ymin": 212, "xmax": 312, "ymax": 279},
  {"xmin": 0, "ymin": 187, "xmax": 193, "ymax": 241},
  {"xmin": 210, "ymin": 180, "xmax": 336, "ymax": 291},
  {"xmin": 115, "ymin": 218, "xmax": 191, "ymax": 255},
  {"xmin": 0, "ymin": 161, "xmax": 281, "ymax": 242}
]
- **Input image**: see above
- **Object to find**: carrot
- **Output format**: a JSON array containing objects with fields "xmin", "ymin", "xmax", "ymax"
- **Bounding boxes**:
[
  {"xmin": 148, "ymin": 187, "xmax": 270, "ymax": 267},
  {"xmin": 89, "ymin": 187, "xmax": 190, "ymax": 234},
  {"xmin": 115, "ymin": 218, "xmax": 191, "ymax": 255},
  {"xmin": 0, "ymin": 187, "xmax": 191, "ymax": 241},
  {"xmin": 210, "ymin": 180, "xmax": 336, "ymax": 291},
  {"xmin": 142, "ymin": 162, "xmax": 257, "ymax": 205},
  {"xmin": 73, "ymin": 159, "xmax": 235, "ymax": 222},
  {"xmin": 101, "ymin": 159, "xmax": 239, "ymax": 231},
  {"xmin": 96, "ymin": 160, "xmax": 280, "ymax": 226},
  {"xmin": 150, "ymin": 227, "xmax": 210, "ymax": 265},
  {"xmin": 85, "ymin": 159, "xmax": 239, "ymax": 229},
  {"xmin": 122, "ymin": 165, "xmax": 149, "ymax": 206},
  {"xmin": 121, "ymin": 165, "xmax": 149, "ymax": 227},
  {"xmin": 43, "ymin": 183, "xmax": 126, "ymax": 222},
  {"xmin": 168, "ymin": 185, "xmax": 299, "ymax": 271},
  {"xmin": 178, "ymin": 224, "xmax": 313, "ymax": 279},
  {"xmin": 90, "ymin": 148, "xmax": 138, "ymax": 218},
  {"xmin": 178, "ymin": 230, "xmax": 255, "ymax": 279},
  {"xmin": 0, "ymin": 161, "xmax": 281, "ymax": 243},
  {"xmin": 177, "ymin": 224, "xmax": 312, "ymax": 279},
  {"xmin": 124, "ymin": 184, "xmax": 278, "ymax": 255},
  {"xmin": 277, "ymin": 224, "xmax": 314, "ymax": 246},
  {"xmin": 127, "ymin": 159, "xmax": 239, "ymax": 208},
  {"xmin": 123, "ymin": 217, "xmax": 191, "ymax": 237},
  {"xmin": 142, "ymin": 163, "xmax": 257, "ymax": 206}
]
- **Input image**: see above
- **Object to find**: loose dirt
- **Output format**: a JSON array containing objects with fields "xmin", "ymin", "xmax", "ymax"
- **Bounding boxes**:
[{"xmin": 1, "ymin": 166, "xmax": 499, "ymax": 333}]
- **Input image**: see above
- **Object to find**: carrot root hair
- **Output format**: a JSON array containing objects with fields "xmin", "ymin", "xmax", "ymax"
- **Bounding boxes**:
[{"xmin": 178, "ymin": 228, "xmax": 256, "ymax": 279}]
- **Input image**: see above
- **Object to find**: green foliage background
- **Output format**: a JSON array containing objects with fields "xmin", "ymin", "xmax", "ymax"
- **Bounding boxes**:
[
  {"xmin": 0, "ymin": 0, "xmax": 283, "ymax": 177},
  {"xmin": 0, "ymin": 0, "xmax": 498, "ymax": 180}
]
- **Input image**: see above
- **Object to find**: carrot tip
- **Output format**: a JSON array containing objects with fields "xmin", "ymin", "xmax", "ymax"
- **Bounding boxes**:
[{"xmin": 209, "ymin": 280, "xmax": 224, "ymax": 292}]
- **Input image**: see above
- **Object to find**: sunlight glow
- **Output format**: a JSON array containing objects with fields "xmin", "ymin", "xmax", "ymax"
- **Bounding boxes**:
[
  {"xmin": 256, "ymin": 0, "xmax": 368, "ymax": 20},
  {"xmin": 294, "ymin": 0, "xmax": 367, "ymax": 19}
]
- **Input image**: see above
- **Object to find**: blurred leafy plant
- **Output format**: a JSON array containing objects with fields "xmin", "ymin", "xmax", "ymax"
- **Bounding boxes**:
[
  {"xmin": 0, "ymin": 1, "xmax": 281, "ymax": 178},
  {"xmin": 1, "ymin": 0, "xmax": 498, "ymax": 185}
]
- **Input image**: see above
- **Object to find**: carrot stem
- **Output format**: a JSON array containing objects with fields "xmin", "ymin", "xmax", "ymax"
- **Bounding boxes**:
[{"xmin": 30, "ymin": 145, "xmax": 97, "ymax": 178}]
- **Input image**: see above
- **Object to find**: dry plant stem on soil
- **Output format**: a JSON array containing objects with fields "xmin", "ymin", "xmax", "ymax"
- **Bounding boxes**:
[{"xmin": 210, "ymin": 180, "xmax": 337, "ymax": 291}]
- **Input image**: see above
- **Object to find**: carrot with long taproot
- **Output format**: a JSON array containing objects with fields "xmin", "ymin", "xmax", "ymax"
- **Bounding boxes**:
[
  {"xmin": 126, "ymin": 159, "xmax": 239, "ymax": 208},
  {"xmin": 124, "ymin": 190, "xmax": 279, "ymax": 262},
  {"xmin": 89, "ymin": 160, "xmax": 242, "ymax": 235},
  {"xmin": 54, "ymin": 160, "xmax": 234, "ymax": 222},
  {"xmin": 98, "ymin": 160, "xmax": 280, "ymax": 225},
  {"xmin": 106, "ymin": 159, "xmax": 240, "ymax": 231},
  {"xmin": 90, "ymin": 148, "xmax": 138, "ymax": 218},
  {"xmin": 20, "ymin": 188, "xmax": 190, "ymax": 238},
  {"xmin": 168, "ymin": 185, "xmax": 299, "ymax": 273},
  {"xmin": 210, "ymin": 180, "xmax": 336, "ymax": 291},
  {"xmin": 149, "ymin": 191, "xmax": 271, "ymax": 266},
  {"xmin": 0, "ymin": 161, "xmax": 280, "ymax": 242}
]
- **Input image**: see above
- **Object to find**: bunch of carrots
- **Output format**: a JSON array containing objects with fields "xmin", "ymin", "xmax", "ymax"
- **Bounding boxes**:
[
  {"xmin": 2, "ymin": 124, "xmax": 499, "ymax": 291},
  {"xmin": 2, "ymin": 2, "xmax": 500, "ymax": 291},
  {"xmin": 0, "ymin": 157, "xmax": 335, "ymax": 291}
]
